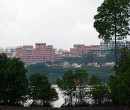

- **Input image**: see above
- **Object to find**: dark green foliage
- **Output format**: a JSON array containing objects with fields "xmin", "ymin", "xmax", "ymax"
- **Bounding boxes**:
[
  {"xmin": 27, "ymin": 63, "xmax": 49, "ymax": 76},
  {"xmin": 57, "ymin": 69, "xmax": 89, "ymax": 106},
  {"xmin": 90, "ymin": 84, "xmax": 108, "ymax": 105},
  {"xmin": 89, "ymin": 75, "xmax": 101, "ymax": 85},
  {"xmin": 94, "ymin": 0, "xmax": 129, "ymax": 41},
  {"xmin": 87, "ymin": 66, "xmax": 114, "ymax": 83},
  {"xmin": 57, "ymin": 70, "xmax": 76, "ymax": 105},
  {"xmin": 27, "ymin": 62, "xmax": 114, "ymax": 84},
  {"xmin": 62, "ymin": 70, "xmax": 76, "ymax": 92},
  {"xmin": 114, "ymin": 47, "xmax": 130, "ymax": 75},
  {"xmin": 27, "ymin": 63, "xmax": 71, "ymax": 84},
  {"xmin": 86, "ymin": 51, "xmax": 96, "ymax": 63},
  {"xmin": 105, "ymin": 52, "xmax": 115, "ymax": 62},
  {"xmin": 29, "ymin": 73, "xmax": 58, "ymax": 107},
  {"xmin": 75, "ymin": 69, "xmax": 88, "ymax": 103},
  {"xmin": 0, "ymin": 54, "xmax": 28, "ymax": 106},
  {"xmin": 108, "ymin": 47, "xmax": 130, "ymax": 105},
  {"xmin": 75, "ymin": 69, "xmax": 88, "ymax": 86},
  {"xmin": 94, "ymin": 0, "xmax": 130, "ymax": 62}
]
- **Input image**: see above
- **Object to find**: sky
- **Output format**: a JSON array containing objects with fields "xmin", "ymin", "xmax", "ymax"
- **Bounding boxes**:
[{"xmin": 0, "ymin": 0, "xmax": 104, "ymax": 50}]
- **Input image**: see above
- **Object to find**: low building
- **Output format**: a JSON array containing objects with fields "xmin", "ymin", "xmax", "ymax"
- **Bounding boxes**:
[
  {"xmin": 101, "ymin": 62, "xmax": 115, "ymax": 67},
  {"xmin": 87, "ymin": 62, "xmax": 100, "ymax": 67}
]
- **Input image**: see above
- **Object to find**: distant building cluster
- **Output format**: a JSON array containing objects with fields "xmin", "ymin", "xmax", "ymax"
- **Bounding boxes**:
[
  {"xmin": 1, "ymin": 43, "xmax": 55, "ymax": 66},
  {"xmin": 0, "ymin": 40, "xmax": 130, "ymax": 66}
]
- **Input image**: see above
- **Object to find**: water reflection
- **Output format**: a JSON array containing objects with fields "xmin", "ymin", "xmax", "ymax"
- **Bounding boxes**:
[{"xmin": 53, "ymin": 87, "xmax": 64, "ymax": 108}]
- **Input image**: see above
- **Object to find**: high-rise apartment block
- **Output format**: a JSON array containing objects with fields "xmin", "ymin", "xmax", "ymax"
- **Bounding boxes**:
[
  {"xmin": 100, "ymin": 40, "xmax": 130, "ymax": 57},
  {"xmin": 70, "ymin": 44, "xmax": 90, "ymax": 57},
  {"xmin": 100, "ymin": 40, "xmax": 125, "ymax": 51},
  {"xmin": 16, "ymin": 43, "xmax": 55, "ymax": 66},
  {"xmin": 100, "ymin": 40, "xmax": 130, "ymax": 51}
]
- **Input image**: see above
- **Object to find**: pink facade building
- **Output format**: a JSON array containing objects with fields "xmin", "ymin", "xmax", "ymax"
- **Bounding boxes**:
[
  {"xmin": 90, "ymin": 45, "xmax": 100, "ymax": 50},
  {"xmin": 16, "ymin": 43, "xmax": 55, "ymax": 66},
  {"xmin": 90, "ymin": 45, "xmax": 101, "ymax": 57},
  {"xmin": 43, "ymin": 45, "xmax": 55, "ymax": 62},
  {"xmin": 70, "ymin": 44, "xmax": 91, "ymax": 57},
  {"xmin": 70, "ymin": 44, "xmax": 100, "ymax": 57},
  {"xmin": 5, "ymin": 43, "xmax": 100, "ymax": 65}
]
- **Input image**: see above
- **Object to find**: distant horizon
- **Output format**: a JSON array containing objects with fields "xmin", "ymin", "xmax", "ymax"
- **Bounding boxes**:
[
  {"xmin": 0, "ymin": 42, "xmax": 101, "ymax": 50},
  {"xmin": 1, "ymin": 39, "xmax": 130, "ymax": 51}
]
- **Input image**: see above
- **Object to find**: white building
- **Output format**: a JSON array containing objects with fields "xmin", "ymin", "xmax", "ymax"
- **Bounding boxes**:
[{"xmin": 100, "ymin": 40, "xmax": 129, "ymax": 57}]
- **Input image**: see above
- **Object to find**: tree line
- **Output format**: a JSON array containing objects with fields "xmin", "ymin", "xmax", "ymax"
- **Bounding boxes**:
[
  {"xmin": 0, "ymin": 53, "xmax": 58, "ymax": 107},
  {"xmin": 56, "ymin": 47, "xmax": 130, "ymax": 107},
  {"xmin": 0, "ymin": 47, "xmax": 130, "ymax": 107}
]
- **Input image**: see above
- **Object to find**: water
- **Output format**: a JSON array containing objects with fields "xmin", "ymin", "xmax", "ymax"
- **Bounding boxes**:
[
  {"xmin": 53, "ymin": 87, "xmax": 64, "ymax": 108},
  {"xmin": 24, "ymin": 85, "xmax": 93, "ymax": 108}
]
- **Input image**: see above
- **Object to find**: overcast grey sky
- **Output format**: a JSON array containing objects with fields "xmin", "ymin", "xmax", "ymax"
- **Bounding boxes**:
[{"xmin": 0, "ymin": 0, "xmax": 104, "ymax": 50}]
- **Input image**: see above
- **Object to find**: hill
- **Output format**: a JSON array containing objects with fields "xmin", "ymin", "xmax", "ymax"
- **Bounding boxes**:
[{"xmin": 27, "ymin": 63, "xmax": 114, "ymax": 84}]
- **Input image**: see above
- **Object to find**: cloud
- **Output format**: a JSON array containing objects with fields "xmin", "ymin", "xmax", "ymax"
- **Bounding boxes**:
[
  {"xmin": 0, "ymin": 1, "xmax": 17, "ymax": 23},
  {"xmin": 0, "ymin": 0, "xmax": 104, "ymax": 49}
]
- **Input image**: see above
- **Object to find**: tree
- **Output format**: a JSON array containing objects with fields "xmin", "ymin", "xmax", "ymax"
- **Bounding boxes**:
[
  {"xmin": 29, "ymin": 73, "xmax": 58, "ymax": 107},
  {"xmin": 57, "ymin": 70, "xmax": 76, "ymax": 106},
  {"xmin": 89, "ymin": 74, "xmax": 101, "ymax": 85},
  {"xmin": 108, "ymin": 47, "xmax": 130, "ymax": 105},
  {"xmin": 90, "ymin": 84, "xmax": 108, "ymax": 106},
  {"xmin": 94, "ymin": 0, "xmax": 130, "ymax": 62},
  {"xmin": 57, "ymin": 69, "xmax": 89, "ymax": 106},
  {"xmin": 86, "ymin": 51, "xmax": 96, "ymax": 63},
  {"xmin": 74, "ymin": 69, "xmax": 88, "ymax": 104},
  {"xmin": 0, "ymin": 54, "xmax": 28, "ymax": 106}
]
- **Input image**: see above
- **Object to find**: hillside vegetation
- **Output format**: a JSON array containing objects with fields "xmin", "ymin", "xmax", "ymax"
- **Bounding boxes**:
[{"xmin": 27, "ymin": 63, "xmax": 114, "ymax": 84}]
